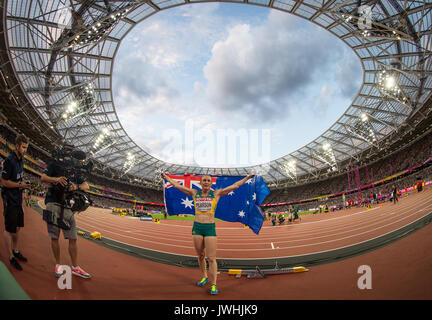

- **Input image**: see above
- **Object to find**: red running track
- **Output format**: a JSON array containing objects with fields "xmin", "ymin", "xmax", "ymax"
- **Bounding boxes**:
[{"xmin": 62, "ymin": 187, "xmax": 432, "ymax": 259}]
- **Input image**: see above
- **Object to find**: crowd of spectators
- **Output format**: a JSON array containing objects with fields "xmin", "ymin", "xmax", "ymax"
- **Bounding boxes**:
[
  {"xmin": 0, "ymin": 121, "xmax": 49, "ymax": 167},
  {"xmin": 23, "ymin": 171, "xmax": 48, "ymax": 197},
  {"xmin": 90, "ymin": 194, "xmax": 164, "ymax": 211},
  {"xmin": 88, "ymin": 184, "xmax": 134, "ymax": 199},
  {"xmin": 90, "ymin": 196, "xmax": 134, "ymax": 209},
  {"xmin": 263, "ymin": 164, "xmax": 432, "ymax": 214},
  {"xmin": 87, "ymin": 174, "xmax": 163, "ymax": 203},
  {"xmin": 265, "ymin": 130, "xmax": 432, "ymax": 205}
]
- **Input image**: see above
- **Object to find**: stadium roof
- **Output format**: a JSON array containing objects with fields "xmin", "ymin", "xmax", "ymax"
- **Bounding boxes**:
[{"xmin": 3, "ymin": 0, "xmax": 432, "ymax": 188}]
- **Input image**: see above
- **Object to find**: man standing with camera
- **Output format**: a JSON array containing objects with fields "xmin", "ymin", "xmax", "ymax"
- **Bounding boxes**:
[
  {"xmin": 1, "ymin": 134, "xmax": 30, "ymax": 271},
  {"xmin": 41, "ymin": 146, "xmax": 91, "ymax": 279}
]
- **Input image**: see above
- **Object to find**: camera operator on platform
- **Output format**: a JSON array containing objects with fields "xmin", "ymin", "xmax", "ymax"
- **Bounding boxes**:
[{"xmin": 41, "ymin": 145, "xmax": 92, "ymax": 279}]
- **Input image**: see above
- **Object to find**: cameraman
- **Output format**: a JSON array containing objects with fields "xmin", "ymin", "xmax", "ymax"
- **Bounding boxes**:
[
  {"xmin": 1, "ymin": 134, "xmax": 31, "ymax": 271},
  {"xmin": 41, "ymin": 151, "xmax": 91, "ymax": 279}
]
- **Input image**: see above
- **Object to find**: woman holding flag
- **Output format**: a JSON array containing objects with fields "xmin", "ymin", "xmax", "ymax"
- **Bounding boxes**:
[{"xmin": 161, "ymin": 172, "xmax": 255, "ymax": 295}]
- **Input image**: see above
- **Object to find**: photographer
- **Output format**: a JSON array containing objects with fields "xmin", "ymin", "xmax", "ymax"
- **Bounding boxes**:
[
  {"xmin": 1, "ymin": 134, "xmax": 31, "ymax": 271},
  {"xmin": 41, "ymin": 146, "xmax": 91, "ymax": 279}
]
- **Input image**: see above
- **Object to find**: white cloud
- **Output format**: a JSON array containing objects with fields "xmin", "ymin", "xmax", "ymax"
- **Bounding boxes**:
[{"xmin": 203, "ymin": 10, "xmax": 345, "ymax": 123}]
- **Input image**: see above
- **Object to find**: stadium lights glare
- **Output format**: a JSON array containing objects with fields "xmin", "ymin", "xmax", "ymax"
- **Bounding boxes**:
[
  {"xmin": 281, "ymin": 159, "xmax": 297, "ymax": 181},
  {"xmin": 347, "ymin": 117, "xmax": 377, "ymax": 146},
  {"xmin": 322, "ymin": 143, "xmax": 331, "ymax": 151},
  {"xmin": 90, "ymin": 128, "xmax": 115, "ymax": 155},
  {"xmin": 315, "ymin": 143, "xmax": 337, "ymax": 172},
  {"xmin": 362, "ymin": 30, "xmax": 371, "ymax": 37},
  {"xmin": 384, "ymin": 76, "xmax": 396, "ymax": 89},
  {"xmin": 60, "ymin": 82, "xmax": 99, "ymax": 122},
  {"xmin": 122, "ymin": 152, "xmax": 137, "ymax": 176},
  {"xmin": 62, "ymin": 100, "xmax": 78, "ymax": 120},
  {"xmin": 378, "ymin": 70, "xmax": 401, "ymax": 96},
  {"xmin": 288, "ymin": 159, "xmax": 296, "ymax": 168},
  {"xmin": 376, "ymin": 66, "xmax": 413, "ymax": 109}
]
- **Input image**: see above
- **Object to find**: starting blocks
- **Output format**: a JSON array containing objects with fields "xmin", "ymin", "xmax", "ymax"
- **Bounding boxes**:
[
  {"xmin": 90, "ymin": 231, "xmax": 102, "ymax": 240},
  {"xmin": 154, "ymin": 218, "xmax": 160, "ymax": 224},
  {"xmin": 228, "ymin": 264, "xmax": 308, "ymax": 279}
]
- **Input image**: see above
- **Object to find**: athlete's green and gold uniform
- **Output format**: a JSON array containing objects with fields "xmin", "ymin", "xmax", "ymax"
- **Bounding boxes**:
[{"xmin": 192, "ymin": 190, "xmax": 218, "ymax": 237}]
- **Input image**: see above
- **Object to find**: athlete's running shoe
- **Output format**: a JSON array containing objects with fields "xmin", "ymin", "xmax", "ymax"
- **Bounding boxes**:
[
  {"xmin": 197, "ymin": 277, "xmax": 209, "ymax": 287},
  {"xmin": 71, "ymin": 266, "xmax": 91, "ymax": 279},
  {"xmin": 210, "ymin": 285, "xmax": 218, "ymax": 295},
  {"xmin": 13, "ymin": 250, "xmax": 28, "ymax": 262},
  {"xmin": 10, "ymin": 257, "xmax": 23, "ymax": 271}
]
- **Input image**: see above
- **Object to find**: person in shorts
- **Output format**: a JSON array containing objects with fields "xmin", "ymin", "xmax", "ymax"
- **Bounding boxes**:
[
  {"xmin": 1, "ymin": 134, "xmax": 31, "ymax": 270},
  {"xmin": 162, "ymin": 171, "xmax": 255, "ymax": 295},
  {"xmin": 41, "ymin": 150, "xmax": 91, "ymax": 279}
]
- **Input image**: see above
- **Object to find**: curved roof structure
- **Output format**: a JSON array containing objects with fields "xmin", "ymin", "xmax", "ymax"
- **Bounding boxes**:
[{"xmin": 3, "ymin": 0, "xmax": 432, "ymax": 188}]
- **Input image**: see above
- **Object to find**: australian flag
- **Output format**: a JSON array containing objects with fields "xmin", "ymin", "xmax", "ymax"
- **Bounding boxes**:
[{"xmin": 163, "ymin": 174, "xmax": 270, "ymax": 235}]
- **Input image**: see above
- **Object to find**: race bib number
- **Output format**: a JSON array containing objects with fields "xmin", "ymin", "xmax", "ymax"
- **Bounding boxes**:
[{"xmin": 196, "ymin": 197, "xmax": 212, "ymax": 212}]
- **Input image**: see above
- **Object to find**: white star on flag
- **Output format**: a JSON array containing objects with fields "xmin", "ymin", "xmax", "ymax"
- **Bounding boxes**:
[
  {"xmin": 181, "ymin": 198, "xmax": 194, "ymax": 209},
  {"xmin": 246, "ymin": 179, "xmax": 252, "ymax": 184},
  {"xmin": 246, "ymin": 200, "xmax": 250, "ymax": 205},
  {"xmin": 238, "ymin": 210, "xmax": 245, "ymax": 218},
  {"xmin": 252, "ymin": 193, "xmax": 256, "ymax": 201},
  {"xmin": 228, "ymin": 191, "xmax": 235, "ymax": 196}
]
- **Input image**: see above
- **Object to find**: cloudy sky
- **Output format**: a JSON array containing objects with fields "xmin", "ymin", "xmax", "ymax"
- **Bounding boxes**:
[{"xmin": 112, "ymin": 3, "xmax": 362, "ymax": 168}]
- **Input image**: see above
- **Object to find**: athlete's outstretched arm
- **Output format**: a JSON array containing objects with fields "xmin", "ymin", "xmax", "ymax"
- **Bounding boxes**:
[
  {"xmin": 216, "ymin": 171, "xmax": 255, "ymax": 197},
  {"xmin": 162, "ymin": 173, "xmax": 196, "ymax": 197}
]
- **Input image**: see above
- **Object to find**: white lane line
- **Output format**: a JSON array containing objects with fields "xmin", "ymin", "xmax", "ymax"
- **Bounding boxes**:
[{"xmin": 271, "ymin": 242, "xmax": 275, "ymax": 249}]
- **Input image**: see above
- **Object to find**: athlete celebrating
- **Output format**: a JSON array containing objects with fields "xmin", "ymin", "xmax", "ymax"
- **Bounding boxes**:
[{"xmin": 162, "ymin": 172, "xmax": 255, "ymax": 295}]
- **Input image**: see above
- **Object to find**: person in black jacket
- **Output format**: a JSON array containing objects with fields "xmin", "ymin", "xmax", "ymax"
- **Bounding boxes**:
[{"xmin": 1, "ymin": 134, "xmax": 30, "ymax": 270}]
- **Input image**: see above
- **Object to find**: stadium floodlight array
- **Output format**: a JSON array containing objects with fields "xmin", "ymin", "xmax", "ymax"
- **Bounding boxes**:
[
  {"xmin": 377, "ymin": 69, "xmax": 401, "ymax": 96},
  {"xmin": 61, "ymin": 82, "xmax": 99, "ymax": 122},
  {"xmin": 376, "ymin": 66, "xmax": 412, "ymax": 109},
  {"xmin": 50, "ymin": 2, "xmax": 142, "ymax": 51},
  {"xmin": 122, "ymin": 152, "xmax": 137, "ymax": 176},
  {"xmin": 90, "ymin": 128, "xmax": 116, "ymax": 155},
  {"xmin": 314, "ymin": 143, "xmax": 338, "ymax": 172},
  {"xmin": 346, "ymin": 113, "xmax": 377, "ymax": 147},
  {"xmin": 67, "ymin": 9, "xmax": 131, "ymax": 49},
  {"xmin": 281, "ymin": 159, "xmax": 297, "ymax": 182}
]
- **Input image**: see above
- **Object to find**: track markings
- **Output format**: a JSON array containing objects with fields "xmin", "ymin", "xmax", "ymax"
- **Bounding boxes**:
[{"xmin": 270, "ymin": 242, "xmax": 280, "ymax": 249}]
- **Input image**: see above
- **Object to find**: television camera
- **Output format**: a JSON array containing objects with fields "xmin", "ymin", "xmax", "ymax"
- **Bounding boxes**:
[{"xmin": 50, "ymin": 145, "xmax": 94, "ymax": 213}]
